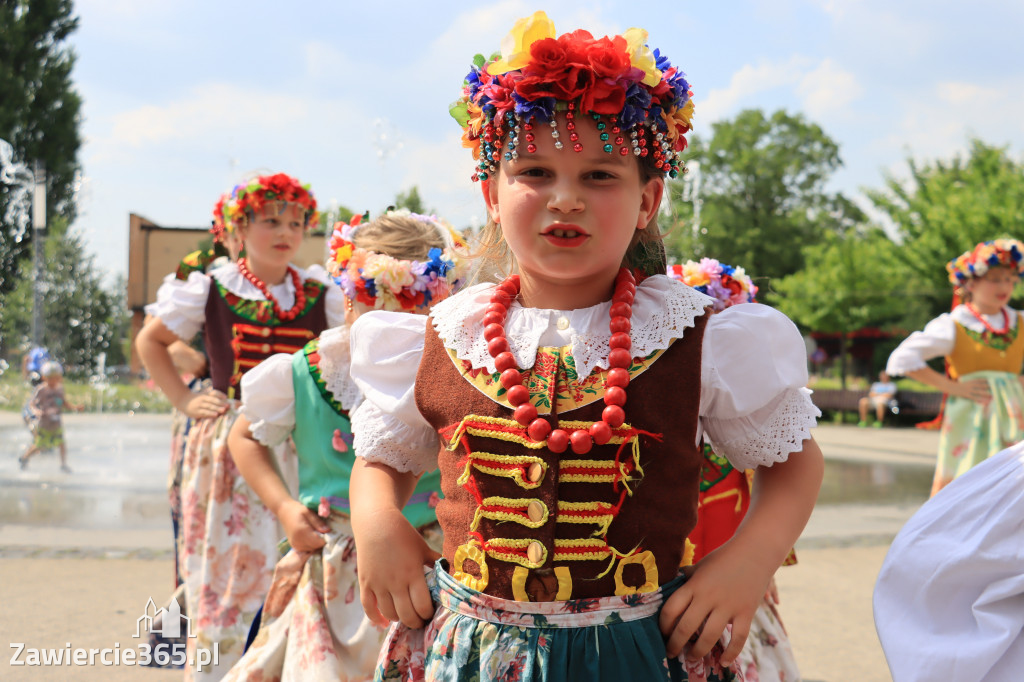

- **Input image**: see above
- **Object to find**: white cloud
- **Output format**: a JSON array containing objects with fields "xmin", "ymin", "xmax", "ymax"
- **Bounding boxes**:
[
  {"xmin": 700, "ymin": 56, "xmax": 863, "ymax": 123},
  {"xmin": 798, "ymin": 59, "xmax": 864, "ymax": 118}
]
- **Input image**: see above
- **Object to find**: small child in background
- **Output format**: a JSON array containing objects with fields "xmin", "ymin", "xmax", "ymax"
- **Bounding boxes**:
[{"xmin": 19, "ymin": 361, "xmax": 82, "ymax": 473}]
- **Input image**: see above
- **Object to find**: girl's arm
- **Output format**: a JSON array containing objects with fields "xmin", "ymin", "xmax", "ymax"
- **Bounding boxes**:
[
  {"xmin": 228, "ymin": 415, "xmax": 329, "ymax": 552},
  {"xmin": 350, "ymin": 457, "xmax": 438, "ymax": 629},
  {"xmin": 660, "ymin": 437, "xmax": 824, "ymax": 666},
  {"xmin": 136, "ymin": 318, "xmax": 227, "ymax": 419},
  {"xmin": 905, "ymin": 367, "xmax": 991, "ymax": 405}
]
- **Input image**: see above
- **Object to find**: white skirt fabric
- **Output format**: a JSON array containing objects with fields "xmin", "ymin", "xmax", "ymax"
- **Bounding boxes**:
[{"xmin": 873, "ymin": 442, "xmax": 1024, "ymax": 681}]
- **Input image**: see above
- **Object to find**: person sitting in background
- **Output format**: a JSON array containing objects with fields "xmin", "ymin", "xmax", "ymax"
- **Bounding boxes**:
[{"xmin": 859, "ymin": 371, "xmax": 897, "ymax": 428}]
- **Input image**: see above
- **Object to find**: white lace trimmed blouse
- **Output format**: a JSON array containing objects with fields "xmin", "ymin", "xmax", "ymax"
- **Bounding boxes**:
[
  {"xmin": 886, "ymin": 305, "xmax": 1020, "ymax": 376},
  {"xmin": 238, "ymin": 326, "xmax": 361, "ymax": 447},
  {"xmin": 143, "ymin": 262, "xmax": 346, "ymax": 342},
  {"xmin": 349, "ymin": 275, "xmax": 819, "ymax": 476}
]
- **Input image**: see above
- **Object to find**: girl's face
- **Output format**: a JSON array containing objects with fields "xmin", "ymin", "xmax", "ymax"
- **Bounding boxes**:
[
  {"xmin": 966, "ymin": 266, "xmax": 1017, "ymax": 313},
  {"xmin": 238, "ymin": 202, "xmax": 306, "ymax": 268},
  {"xmin": 484, "ymin": 114, "xmax": 662, "ymax": 303}
]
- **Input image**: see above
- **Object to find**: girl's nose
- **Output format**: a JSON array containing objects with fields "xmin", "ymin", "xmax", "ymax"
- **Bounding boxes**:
[{"xmin": 547, "ymin": 180, "xmax": 584, "ymax": 214}]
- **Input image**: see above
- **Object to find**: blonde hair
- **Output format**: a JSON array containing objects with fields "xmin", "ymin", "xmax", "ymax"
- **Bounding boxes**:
[
  {"xmin": 472, "ymin": 146, "xmax": 668, "ymax": 279},
  {"xmin": 352, "ymin": 212, "xmax": 447, "ymax": 261}
]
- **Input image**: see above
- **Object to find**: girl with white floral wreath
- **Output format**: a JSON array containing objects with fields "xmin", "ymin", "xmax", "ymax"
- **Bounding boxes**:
[
  {"xmin": 346, "ymin": 12, "xmax": 823, "ymax": 682},
  {"xmin": 222, "ymin": 208, "xmax": 467, "ymax": 681},
  {"xmin": 886, "ymin": 238, "xmax": 1024, "ymax": 495},
  {"xmin": 137, "ymin": 172, "xmax": 343, "ymax": 680}
]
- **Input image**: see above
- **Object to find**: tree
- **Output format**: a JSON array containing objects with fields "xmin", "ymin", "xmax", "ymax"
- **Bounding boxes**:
[
  {"xmin": 665, "ymin": 109, "xmax": 860, "ymax": 283},
  {"xmin": 771, "ymin": 229, "xmax": 909, "ymax": 389},
  {"xmin": 393, "ymin": 186, "xmax": 427, "ymax": 214},
  {"xmin": 866, "ymin": 139, "xmax": 1024, "ymax": 326},
  {"xmin": 0, "ymin": 0, "xmax": 83, "ymax": 298},
  {"xmin": 3, "ymin": 218, "xmax": 117, "ymax": 377}
]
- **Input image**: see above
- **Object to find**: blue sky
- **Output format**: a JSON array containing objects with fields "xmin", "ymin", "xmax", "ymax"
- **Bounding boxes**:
[{"xmin": 68, "ymin": 0, "xmax": 1024, "ymax": 281}]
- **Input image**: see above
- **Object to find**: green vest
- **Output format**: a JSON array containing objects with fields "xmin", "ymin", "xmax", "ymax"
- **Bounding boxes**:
[{"xmin": 291, "ymin": 339, "xmax": 441, "ymax": 529}]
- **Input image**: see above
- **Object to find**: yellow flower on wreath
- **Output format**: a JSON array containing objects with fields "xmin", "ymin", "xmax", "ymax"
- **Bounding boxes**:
[{"xmin": 488, "ymin": 10, "xmax": 556, "ymax": 75}]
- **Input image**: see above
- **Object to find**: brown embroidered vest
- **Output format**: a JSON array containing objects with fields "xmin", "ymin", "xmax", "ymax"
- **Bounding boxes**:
[
  {"xmin": 415, "ymin": 312, "xmax": 708, "ymax": 602},
  {"xmin": 203, "ymin": 276, "xmax": 328, "ymax": 400}
]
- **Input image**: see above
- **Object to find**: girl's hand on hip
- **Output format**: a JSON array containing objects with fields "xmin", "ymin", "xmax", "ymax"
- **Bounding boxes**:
[
  {"xmin": 356, "ymin": 508, "xmax": 440, "ymax": 629},
  {"xmin": 177, "ymin": 389, "xmax": 228, "ymax": 419},
  {"xmin": 279, "ymin": 499, "xmax": 329, "ymax": 553},
  {"xmin": 659, "ymin": 542, "xmax": 772, "ymax": 667},
  {"xmin": 954, "ymin": 379, "xmax": 991, "ymax": 405}
]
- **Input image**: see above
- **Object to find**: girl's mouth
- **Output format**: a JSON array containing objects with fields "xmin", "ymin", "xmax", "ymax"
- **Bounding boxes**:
[
  {"xmin": 273, "ymin": 244, "xmax": 292, "ymax": 251},
  {"xmin": 541, "ymin": 224, "xmax": 590, "ymax": 247}
]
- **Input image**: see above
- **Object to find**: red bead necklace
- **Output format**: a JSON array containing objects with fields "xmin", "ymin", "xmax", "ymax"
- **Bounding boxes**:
[
  {"xmin": 966, "ymin": 302, "xmax": 1010, "ymax": 336},
  {"xmin": 486, "ymin": 268, "xmax": 637, "ymax": 455},
  {"xmin": 237, "ymin": 258, "xmax": 307, "ymax": 322}
]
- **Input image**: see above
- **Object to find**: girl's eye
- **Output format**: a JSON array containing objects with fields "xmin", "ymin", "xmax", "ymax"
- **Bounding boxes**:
[{"xmin": 519, "ymin": 167, "xmax": 547, "ymax": 178}]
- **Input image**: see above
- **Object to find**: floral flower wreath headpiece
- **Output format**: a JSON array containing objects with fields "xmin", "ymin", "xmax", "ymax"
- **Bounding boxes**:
[
  {"xmin": 947, "ymin": 238, "xmax": 1024, "ymax": 286},
  {"xmin": 233, "ymin": 172, "xmax": 318, "ymax": 227},
  {"xmin": 451, "ymin": 10, "xmax": 694, "ymax": 182},
  {"xmin": 326, "ymin": 208, "xmax": 469, "ymax": 312},
  {"xmin": 210, "ymin": 190, "xmax": 242, "ymax": 243},
  {"xmin": 668, "ymin": 258, "xmax": 757, "ymax": 312}
]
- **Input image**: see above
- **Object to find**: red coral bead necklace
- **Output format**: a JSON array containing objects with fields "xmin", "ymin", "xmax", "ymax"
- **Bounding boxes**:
[
  {"xmin": 965, "ymin": 302, "xmax": 1010, "ymax": 336},
  {"xmin": 237, "ymin": 258, "xmax": 307, "ymax": 322},
  {"xmin": 486, "ymin": 267, "xmax": 637, "ymax": 455}
]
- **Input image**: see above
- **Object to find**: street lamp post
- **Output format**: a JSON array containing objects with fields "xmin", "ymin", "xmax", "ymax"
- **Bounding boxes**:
[{"xmin": 32, "ymin": 159, "xmax": 46, "ymax": 346}]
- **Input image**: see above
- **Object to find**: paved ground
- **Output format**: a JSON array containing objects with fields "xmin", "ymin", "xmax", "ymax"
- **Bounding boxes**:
[{"xmin": 0, "ymin": 414, "xmax": 934, "ymax": 680}]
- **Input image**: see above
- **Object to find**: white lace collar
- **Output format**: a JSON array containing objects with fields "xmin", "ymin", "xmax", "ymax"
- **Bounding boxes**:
[
  {"xmin": 314, "ymin": 325, "xmax": 361, "ymax": 411},
  {"xmin": 209, "ymin": 262, "xmax": 329, "ymax": 303},
  {"xmin": 430, "ymin": 274, "xmax": 713, "ymax": 378}
]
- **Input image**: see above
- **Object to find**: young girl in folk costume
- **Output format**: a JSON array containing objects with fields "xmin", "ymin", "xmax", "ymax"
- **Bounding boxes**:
[
  {"xmin": 137, "ymin": 172, "xmax": 344, "ymax": 680},
  {"xmin": 347, "ymin": 12, "xmax": 824, "ymax": 681},
  {"xmin": 670, "ymin": 259, "xmax": 801, "ymax": 682},
  {"xmin": 140, "ymin": 190, "xmax": 246, "ymax": 668},
  {"xmin": 886, "ymin": 238, "xmax": 1024, "ymax": 496},
  {"xmin": 223, "ymin": 209, "xmax": 468, "ymax": 681}
]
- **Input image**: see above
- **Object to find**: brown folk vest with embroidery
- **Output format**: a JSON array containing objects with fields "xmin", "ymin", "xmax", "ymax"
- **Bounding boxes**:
[
  {"xmin": 415, "ymin": 312, "xmax": 708, "ymax": 602},
  {"xmin": 203, "ymin": 276, "xmax": 328, "ymax": 400}
]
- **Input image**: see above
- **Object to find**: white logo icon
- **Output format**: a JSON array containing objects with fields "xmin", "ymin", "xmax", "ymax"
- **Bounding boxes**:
[{"xmin": 134, "ymin": 597, "xmax": 193, "ymax": 639}]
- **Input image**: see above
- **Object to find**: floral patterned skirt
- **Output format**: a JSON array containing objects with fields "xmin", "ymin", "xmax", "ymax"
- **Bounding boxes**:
[
  {"xmin": 935, "ymin": 370, "xmax": 1024, "ymax": 495},
  {"xmin": 224, "ymin": 514, "xmax": 444, "ymax": 682},
  {"xmin": 733, "ymin": 596, "xmax": 799, "ymax": 682},
  {"xmin": 376, "ymin": 562, "xmax": 743, "ymax": 682},
  {"xmin": 179, "ymin": 407, "xmax": 297, "ymax": 681}
]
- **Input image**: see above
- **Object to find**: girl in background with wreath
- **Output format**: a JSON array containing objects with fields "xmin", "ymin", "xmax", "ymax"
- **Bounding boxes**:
[
  {"xmin": 346, "ymin": 12, "xmax": 823, "ymax": 681},
  {"xmin": 886, "ymin": 238, "xmax": 1024, "ymax": 496},
  {"xmin": 670, "ymin": 259, "xmax": 801, "ymax": 682},
  {"xmin": 141, "ymin": 190, "xmax": 244, "ymax": 669},
  {"xmin": 223, "ymin": 209, "xmax": 467, "ymax": 681},
  {"xmin": 137, "ymin": 173, "xmax": 344, "ymax": 680}
]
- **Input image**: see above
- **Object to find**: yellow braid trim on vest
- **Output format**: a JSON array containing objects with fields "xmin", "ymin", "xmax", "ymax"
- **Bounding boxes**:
[
  {"xmin": 681, "ymin": 538, "xmax": 696, "ymax": 567},
  {"xmin": 511, "ymin": 566, "xmax": 574, "ymax": 602},
  {"xmin": 470, "ymin": 496, "xmax": 549, "ymax": 531},
  {"xmin": 699, "ymin": 487, "xmax": 744, "ymax": 513},
  {"xmin": 556, "ymin": 500, "xmax": 617, "ymax": 537},
  {"xmin": 459, "ymin": 451, "xmax": 548, "ymax": 489},
  {"xmin": 551, "ymin": 538, "xmax": 612, "ymax": 562},
  {"xmin": 445, "ymin": 415, "xmax": 638, "ymax": 451},
  {"xmin": 613, "ymin": 550, "xmax": 659, "ymax": 596},
  {"xmin": 486, "ymin": 538, "xmax": 548, "ymax": 569},
  {"xmin": 452, "ymin": 540, "xmax": 489, "ymax": 592}
]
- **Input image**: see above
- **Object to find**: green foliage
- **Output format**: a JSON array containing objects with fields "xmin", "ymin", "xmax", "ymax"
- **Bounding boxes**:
[
  {"xmin": 665, "ymin": 109, "xmax": 862, "ymax": 282},
  {"xmin": 3, "ymin": 217, "xmax": 118, "ymax": 377},
  {"xmin": 0, "ymin": 372, "xmax": 171, "ymax": 413},
  {"xmin": 771, "ymin": 229, "xmax": 908, "ymax": 334},
  {"xmin": 393, "ymin": 186, "xmax": 427, "ymax": 214},
  {"xmin": 0, "ymin": 0, "xmax": 83, "ymax": 297},
  {"xmin": 866, "ymin": 139, "xmax": 1024, "ymax": 325}
]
